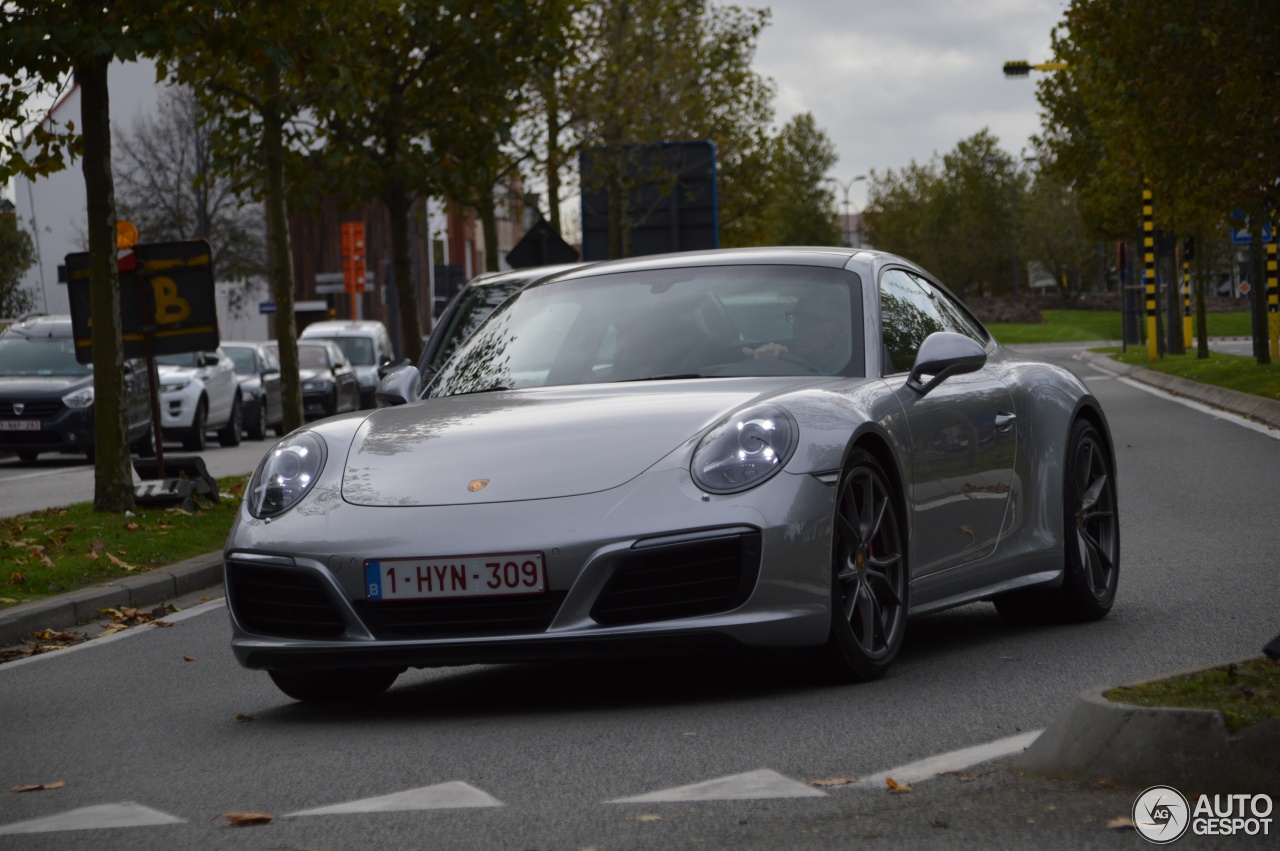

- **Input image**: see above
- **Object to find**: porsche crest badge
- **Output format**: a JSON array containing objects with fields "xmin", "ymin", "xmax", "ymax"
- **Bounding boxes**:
[{"xmin": 467, "ymin": 479, "xmax": 490, "ymax": 493}]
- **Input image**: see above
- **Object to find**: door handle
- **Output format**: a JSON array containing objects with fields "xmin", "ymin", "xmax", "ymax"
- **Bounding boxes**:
[{"xmin": 994, "ymin": 412, "xmax": 1017, "ymax": 432}]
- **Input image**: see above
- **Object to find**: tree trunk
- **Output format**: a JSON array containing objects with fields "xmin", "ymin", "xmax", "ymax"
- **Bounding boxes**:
[
  {"xmin": 386, "ymin": 181, "xmax": 423, "ymax": 366},
  {"xmin": 545, "ymin": 78, "xmax": 562, "ymax": 235},
  {"xmin": 478, "ymin": 183, "xmax": 501, "ymax": 273},
  {"xmin": 264, "ymin": 63, "xmax": 305, "ymax": 433},
  {"xmin": 78, "ymin": 56, "xmax": 134, "ymax": 513}
]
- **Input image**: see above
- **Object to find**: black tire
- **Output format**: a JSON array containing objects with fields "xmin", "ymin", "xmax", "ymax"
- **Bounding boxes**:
[
  {"xmin": 268, "ymin": 668, "xmax": 400, "ymax": 703},
  {"xmin": 17, "ymin": 451, "xmax": 38, "ymax": 463},
  {"xmin": 132, "ymin": 424, "xmax": 156, "ymax": 458},
  {"xmin": 247, "ymin": 398, "xmax": 267, "ymax": 441},
  {"xmin": 995, "ymin": 418, "xmax": 1119, "ymax": 624},
  {"xmin": 182, "ymin": 399, "xmax": 208, "ymax": 451},
  {"xmin": 218, "ymin": 394, "xmax": 243, "ymax": 447},
  {"xmin": 821, "ymin": 447, "xmax": 908, "ymax": 681}
]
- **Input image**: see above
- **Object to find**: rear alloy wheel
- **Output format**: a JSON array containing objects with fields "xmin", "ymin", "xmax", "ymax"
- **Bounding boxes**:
[
  {"xmin": 217, "ymin": 394, "xmax": 243, "ymax": 447},
  {"xmin": 268, "ymin": 668, "xmax": 401, "ymax": 703},
  {"xmin": 995, "ymin": 418, "xmax": 1119, "ymax": 623},
  {"xmin": 182, "ymin": 399, "xmax": 208, "ymax": 451},
  {"xmin": 247, "ymin": 398, "xmax": 268, "ymax": 440},
  {"xmin": 822, "ymin": 448, "xmax": 908, "ymax": 681}
]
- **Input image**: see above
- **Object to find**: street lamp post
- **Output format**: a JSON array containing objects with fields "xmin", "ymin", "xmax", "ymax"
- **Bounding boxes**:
[{"xmin": 825, "ymin": 175, "xmax": 866, "ymax": 247}]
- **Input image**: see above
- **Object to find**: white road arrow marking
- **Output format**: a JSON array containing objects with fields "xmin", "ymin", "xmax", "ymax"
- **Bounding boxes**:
[
  {"xmin": 608, "ymin": 769, "xmax": 827, "ymax": 803},
  {"xmin": 0, "ymin": 802, "xmax": 185, "ymax": 834},
  {"xmin": 286, "ymin": 781, "xmax": 503, "ymax": 816}
]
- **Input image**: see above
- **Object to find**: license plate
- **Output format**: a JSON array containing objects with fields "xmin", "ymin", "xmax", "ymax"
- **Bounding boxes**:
[
  {"xmin": 0, "ymin": 420, "xmax": 40, "ymax": 431},
  {"xmin": 364, "ymin": 552, "xmax": 546, "ymax": 601}
]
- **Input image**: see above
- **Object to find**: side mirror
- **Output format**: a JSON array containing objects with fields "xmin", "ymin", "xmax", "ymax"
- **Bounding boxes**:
[
  {"xmin": 378, "ymin": 357, "xmax": 410, "ymax": 379},
  {"xmin": 376, "ymin": 364, "xmax": 421, "ymax": 407},
  {"xmin": 907, "ymin": 332, "xmax": 987, "ymax": 395},
  {"xmin": 200, "ymin": 352, "xmax": 220, "ymax": 367}
]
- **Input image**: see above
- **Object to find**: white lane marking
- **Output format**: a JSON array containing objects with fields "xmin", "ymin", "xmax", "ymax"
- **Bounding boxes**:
[
  {"xmin": 854, "ymin": 730, "xmax": 1042, "ymax": 789},
  {"xmin": 0, "ymin": 466, "xmax": 92, "ymax": 483},
  {"xmin": 609, "ymin": 769, "xmax": 827, "ymax": 803},
  {"xmin": 1117, "ymin": 376, "xmax": 1280, "ymax": 439},
  {"xmin": 0, "ymin": 598, "xmax": 226, "ymax": 672},
  {"xmin": 287, "ymin": 782, "xmax": 503, "ymax": 816},
  {"xmin": 0, "ymin": 802, "xmax": 185, "ymax": 835}
]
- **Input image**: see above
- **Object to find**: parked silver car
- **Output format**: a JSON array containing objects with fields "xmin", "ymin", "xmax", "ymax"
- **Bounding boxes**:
[{"xmin": 226, "ymin": 248, "xmax": 1119, "ymax": 702}]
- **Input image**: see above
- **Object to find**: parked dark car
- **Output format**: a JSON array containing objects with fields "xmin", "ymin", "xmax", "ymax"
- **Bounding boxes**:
[
  {"xmin": 295, "ymin": 340, "xmax": 360, "ymax": 420},
  {"xmin": 0, "ymin": 315, "xmax": 154, "ymax": 463},
  {"xmin": 222, "ymin": 341, "xmax": 284, "ymax": 440},
  {"xmin": 416, "ymin": 264, "xmax": 586, "ymax": 379}
]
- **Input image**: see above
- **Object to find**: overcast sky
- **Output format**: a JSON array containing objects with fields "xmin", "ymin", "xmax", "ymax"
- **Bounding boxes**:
[{"xmin": 754, "ymin": 0, "xmax": 1066, "ymax": 212}]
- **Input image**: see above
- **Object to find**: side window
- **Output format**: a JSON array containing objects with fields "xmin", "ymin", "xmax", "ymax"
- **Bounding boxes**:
[
  {"xmin": 909, "ymin": 273, "xmax": 989, "ymax": 344},
  {"xmin": 878, "ymin": 269, "xmax": 945, "ymax": 374}
]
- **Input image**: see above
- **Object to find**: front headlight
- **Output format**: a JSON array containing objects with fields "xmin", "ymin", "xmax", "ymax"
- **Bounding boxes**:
[
  {"xmin": 691, "ymin": 404, "xmax": 797, "ymax": 494},
  {"xmin": 162, "ymin": 380, "xmax": 190, "ymax": 393},
  {"xmin": 62, "ymin": 387, "xmax": 94, "ymax": 408},
  {"xmin": 247, "ymin": 432, "xmax": 327, "ymax": 518},
  {"xmin": 302, "ymin": 380, "xmax": 332, "ymax": 392}
]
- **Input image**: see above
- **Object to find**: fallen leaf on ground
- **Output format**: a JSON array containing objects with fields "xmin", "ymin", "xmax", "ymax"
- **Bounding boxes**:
[
  {"xmin": 235, "ymin": 713, "xmax": 255, "ymax": 722},
  {"xmin": 810, "ymin": 777, "xmax": 857, "ymax": 787},
  {"xmin": 99, "ymin": 623, "xmax": 129, "ymax": 636},
  {"xmin": 99, "ymin": 607, "xmax": 124, "ymax": 619},
  {"xmin": 32, "ymin": 629, "xmax": 77, "ymax": 641},
  {"xmin": 0, "ymin": 597, "xmax": 16, "ymax": 604},
  {"xmin": 635, "ymin": 814, "xmax": 662, "ymax": 822},
  {"xmin": 1096, "ymin": 779, "xmax": 1116, "ymax": 789},
  {"xmin": 183, "ymin": 656, "xmax": 197, "ymax": 662},
  {"xmin": 222, "ymin": 812, "xmax": 272, "ymax": 827},
  {"xmin": 151, "ymin": 620, "xmax": 173, "ymax": 628},
  {"xmin": 90, "ymin": 540, "xmax": 105, "ymax": 553},
  {"xmin": 1106, "ymin": 817, "xmax": 1135, "ymax": 831},
  {"xmin": 106, "ymin": 553, "xmax": 139, "ymax": 571},
  {"xmin": 8, "ymin": 573, "xmax": 26, "ymax": 586},
  {"xmin": 886, "ymin": 777, "xmax": 912, "ymax": 793},
  {"xmin": 11, "ymin": 780, "xmax": 65, "ymax": 793}
]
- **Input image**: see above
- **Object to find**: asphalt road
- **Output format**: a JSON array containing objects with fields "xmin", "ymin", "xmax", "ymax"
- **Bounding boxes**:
[{"xmin": 1, "ymin": 343, "xmax": 1277, "ymax": 849}]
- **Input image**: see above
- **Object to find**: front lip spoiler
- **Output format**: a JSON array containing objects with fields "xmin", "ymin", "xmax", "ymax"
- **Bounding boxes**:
[{"xmin": 236, "ymin": 631, "xmax": 746, "ymax": 671}]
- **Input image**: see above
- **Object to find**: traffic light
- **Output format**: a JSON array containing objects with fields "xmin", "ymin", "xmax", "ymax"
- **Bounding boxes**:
[
  {"xmin": 1182, "ymin": 238, "xmax": 1195, "ymax": 261},
  {"xmin": 1003, "ymin": 61, "xmax": 1031, "ymax": 78}
]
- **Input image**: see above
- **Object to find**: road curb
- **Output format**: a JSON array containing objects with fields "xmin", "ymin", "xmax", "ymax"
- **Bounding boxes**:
[
  {"xmin": 1082, "ymin": 351, "xmax": 1280, "ymax": 430},
  {"xmin": 1015, "ymin": 662, "xmax": 1280, "ymax": 795},
  {"xmin": 0, "ymin": 550, "xmax": 223, "ymax": 646}
]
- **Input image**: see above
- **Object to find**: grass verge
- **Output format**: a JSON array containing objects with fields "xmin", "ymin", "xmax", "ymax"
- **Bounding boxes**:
[
  {"xmin": 1, "ymin": 475, "xmax": 247, "ymax": 611},
  {"xmin": 1105, "ymin": 657, "xmax": 1280, "ymax": 733},
  {"xmin": 988, "ymin": 310, "xmax": 1253, "ymax": 344},
  {"xmin": 1097, "ymin": 347, "xmax": 1280, "ymax": 401}
]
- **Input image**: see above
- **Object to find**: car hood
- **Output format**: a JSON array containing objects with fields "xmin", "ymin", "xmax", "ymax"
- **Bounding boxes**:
[
  {"xmin": 299, "ymin": 368, "xmax": 333, "ymax": 382},
  {"xmin": 0, "ymin": 375, "xmax": 91, "ymax": 397},
  {"xmin": 341, "ymin": 379, "xmax": 809, "ymax": 506}
]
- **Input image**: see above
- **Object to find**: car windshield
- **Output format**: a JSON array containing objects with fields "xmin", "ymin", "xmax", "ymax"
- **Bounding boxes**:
[
  {"xmin": 156, "ymin": 352, "xmax": 201, "ymax": 368},
  {"xmin": 298, "ymin": 346, "xmax": 332, "ymax": 369},
  {"xmin": 314, "ymin": 335, "xmax": 374, "ymax": 365},
  {"xmin": 424, "ymin": 279, "xmax": 527, "ymax": 372},
  {"xmin": 429, "ymin": 264, "xmax": 861, "ymax": 397},
  {"xmin": 224, "ymin": 347, "xmax": 257, "ymax": 376},
  {"xmin": 0, "ymin": 335, "xmax": 91, "ymax": 376}
]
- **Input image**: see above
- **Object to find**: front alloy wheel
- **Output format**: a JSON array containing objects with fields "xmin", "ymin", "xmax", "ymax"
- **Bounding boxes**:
[{"xmin": 822, "ymin": 448, "xmax": 907, "ymax": 681}]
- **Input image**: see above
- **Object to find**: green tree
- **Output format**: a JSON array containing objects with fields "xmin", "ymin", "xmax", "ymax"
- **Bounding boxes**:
[
  {"xmin": 309, "ymin": 0, "xmax": 561, "ymax": 364},
  {"xmin": 0, "ymin": 212, "xmax": 39, "ymax": 317},
  {"xmin": 566, "ymin": 0, "xmax": 774, "ymax": 258},
  {"xmin": 1, "ymin": 0, "xmax": 177, "ymax": 512},
  {"xmin": 159, "ymin": 2, "xmax": 326, "ymax": 432},
  {"xmin": 724, "ymin": 112, "xmax": 840, "ymax": 247}
]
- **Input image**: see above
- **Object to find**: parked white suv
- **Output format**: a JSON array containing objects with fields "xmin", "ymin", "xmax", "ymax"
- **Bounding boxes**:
[
  {"xmin": 155, "ymin": 349, "xmax": 242, "ymax": 450},
  {"xmin": 299, "ymin": 320, "xmax": 395, "ymax": 408}
]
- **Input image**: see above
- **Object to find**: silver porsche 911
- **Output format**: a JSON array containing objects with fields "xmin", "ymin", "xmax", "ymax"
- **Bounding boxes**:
[{"xmin": 225, "ymin": 247, "xmax": 1119, "ymax": 702}]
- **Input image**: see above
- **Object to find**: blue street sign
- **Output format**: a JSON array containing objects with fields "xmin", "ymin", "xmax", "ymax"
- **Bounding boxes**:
[
  {"xmin": 259, "ymin": 301, "xmax": 276, "ymax": 315},
  {"xmin": 1229, "ymin": 211, "xmax": 1273, "ymax": 244}
]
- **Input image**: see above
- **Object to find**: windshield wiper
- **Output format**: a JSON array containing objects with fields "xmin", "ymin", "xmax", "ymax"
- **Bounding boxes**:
[{"xmin": 618, "ymin": 373, "xmax": 706, "ymax": 382}]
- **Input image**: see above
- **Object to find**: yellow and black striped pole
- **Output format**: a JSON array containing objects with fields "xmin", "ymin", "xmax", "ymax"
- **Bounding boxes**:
[
  {"xmin": 1143, "ymin": 184, "xmax": 1157, "ymax": 361},
  {"xmin": 1268, "ymin": 217, "xmax": 1278, "ymax": 358},
  {"xmin": 1182, "ymin": 248, "xmax": 1192, "ymax": 349}
]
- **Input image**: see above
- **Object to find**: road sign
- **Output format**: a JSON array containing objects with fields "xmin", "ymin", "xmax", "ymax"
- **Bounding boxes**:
[
  {"xmin": 341, "ymin": 222, "xmax": 367, "ymax": 294},
  {"xmin": 1239, "ymin": 281, "xmax": 1252, "ymax": 295},
  {"xmin": 1229, "ymin": 212, "xmax": 1274, "ymax": 245},
  {"xmin": 259, "ymin": 301, "xmax": 276, "ymax": 314}
]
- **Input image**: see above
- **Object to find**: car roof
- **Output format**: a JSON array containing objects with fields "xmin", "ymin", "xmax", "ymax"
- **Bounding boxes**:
[
  {"xmin": 465, "ymin": 263, "xmax": 588, "ymax": 289},
  {"xmin": 546, "ymin": 247, "xmax": 861, "ymax": 286},
  {"xmin": 2, "ymin": 314, "xmax": 72, "ymax": 338},
  {"xmin": 300, "ymin": 320, "xmax": 387, "ymax": 336}
]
